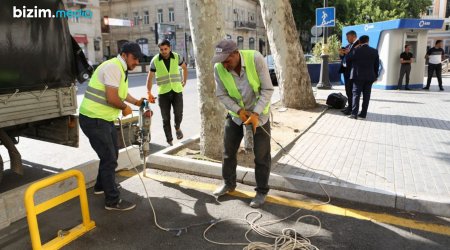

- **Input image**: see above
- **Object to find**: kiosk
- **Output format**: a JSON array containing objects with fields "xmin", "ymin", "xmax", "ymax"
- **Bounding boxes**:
[{"xmin": 342, "ymin": 19, "xmax": 444, "ymax": 89}]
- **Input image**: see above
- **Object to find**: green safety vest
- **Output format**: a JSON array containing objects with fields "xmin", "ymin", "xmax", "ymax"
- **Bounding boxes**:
[
  {"xmin": 79, "ymin": 57, "xmax": 128, "ymax": 121},
  {"xmin": 215, "ymin": 50, "xmax": 270, "ymax": 118},
  {"xmin": 152, "ymin": 52, "xmax": 183, "ymax": 95}
]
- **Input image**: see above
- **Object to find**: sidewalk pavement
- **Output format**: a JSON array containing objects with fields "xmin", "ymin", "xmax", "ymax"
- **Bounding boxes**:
[{"xmin": 274, "ymin": 77, "xmax": 450, "ymax": 216}]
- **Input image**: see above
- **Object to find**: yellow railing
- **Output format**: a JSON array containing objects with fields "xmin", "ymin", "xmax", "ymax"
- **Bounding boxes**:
[{"xmin": 24, "ymin": 169, "xmax": 96, "ymax": 250}]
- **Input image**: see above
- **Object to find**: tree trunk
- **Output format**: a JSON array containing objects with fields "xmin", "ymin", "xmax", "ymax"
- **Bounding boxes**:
[
  {"xmin": 259, "ymin": 0, "xmax": 316, "ymax": 109},
  {"xmin": 187, "ymin": 0, "xmax": 226, "ymax": 159}
]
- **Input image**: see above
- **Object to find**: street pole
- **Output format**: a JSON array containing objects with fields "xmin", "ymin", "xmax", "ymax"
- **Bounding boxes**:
[{"xmin": 316, "ymin": 0, "xmax": 332, "ymax": 89}]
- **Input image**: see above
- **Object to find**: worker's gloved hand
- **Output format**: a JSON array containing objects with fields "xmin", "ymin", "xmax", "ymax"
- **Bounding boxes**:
[
  {"xmin": 238, "ymin": 109, "xmax": 250, "ymax": 122},
  {"xmin": 147, "ymin": 92, "xmax": 156, "ymax": 103},
  {"xmin": 134, "ymin": 98, "xmax": 145, "ymax": 107},
  {"xmin": 122, "ymin": 105, "xmax": 132, "ymax": 117},
  {"xmin": 244, "ymin": 112, "xmax": 259, "ymax": 133}
]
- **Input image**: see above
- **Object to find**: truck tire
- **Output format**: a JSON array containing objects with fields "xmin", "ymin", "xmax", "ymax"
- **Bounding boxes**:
[{"xmin": 0, "ymin": 153, "xmax": 3, "ymax": 184}]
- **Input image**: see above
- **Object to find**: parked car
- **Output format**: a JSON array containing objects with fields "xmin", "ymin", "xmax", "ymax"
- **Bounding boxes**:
[{"xmin": 264, "ymin": 55, "xmax": 278, "ymax": 86}]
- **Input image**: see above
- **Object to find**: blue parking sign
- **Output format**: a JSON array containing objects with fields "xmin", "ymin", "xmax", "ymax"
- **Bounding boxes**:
[{"xmin": 316, "ymin": 7, "xmax": 335, "ymax": 27}]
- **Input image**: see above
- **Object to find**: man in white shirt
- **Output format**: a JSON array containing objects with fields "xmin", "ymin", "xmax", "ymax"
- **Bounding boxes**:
[{"xmin": 424, "ymin": 40, "xmax": 445, "ymax": 91}]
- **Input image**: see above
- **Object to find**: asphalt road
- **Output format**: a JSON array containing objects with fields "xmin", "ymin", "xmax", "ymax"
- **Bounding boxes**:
[{"xmin": 1, "ymin": 169, "xmax": 449, "ymax": 250}]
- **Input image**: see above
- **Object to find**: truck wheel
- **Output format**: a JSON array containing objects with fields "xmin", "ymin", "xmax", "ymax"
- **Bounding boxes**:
[{"xmin": 0, "ymin": 153, "xmax": 3, "ymax": 184}]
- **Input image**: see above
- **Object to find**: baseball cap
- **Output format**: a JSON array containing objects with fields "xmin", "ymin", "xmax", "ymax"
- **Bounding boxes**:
[
  {"xmin": 120, "ymin": 42, "xmax": 144, "ymax": 59},
  {"xmin": 211, "ymin": 39, "xmax": 238, "ymax": 64}
]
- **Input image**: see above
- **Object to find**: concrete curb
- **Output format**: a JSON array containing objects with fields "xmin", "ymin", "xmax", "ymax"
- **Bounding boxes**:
[
  {"xmin": 149, "ymin": 150, "xmax": 450, "ymax": 217},
  {"xmin": 148, "ymin": 111, "xmax": 450, "ymax": 218},
  {"xmin": 0, "ymin": 146, "xmax": 140, "ymax": 230}
]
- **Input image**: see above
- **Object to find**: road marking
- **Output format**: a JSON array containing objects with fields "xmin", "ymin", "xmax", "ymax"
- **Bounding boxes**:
[{"xmin": 118, "ymin": 170, "xmax": 450, "ymax": 236}]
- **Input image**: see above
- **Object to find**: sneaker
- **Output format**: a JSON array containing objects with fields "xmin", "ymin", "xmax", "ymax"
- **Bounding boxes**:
[
  {"xmin": 94, "ymin": 183, "xmax": 122, "ymax": 195},
  {"xmin": 105, "ymin": 199, "xmax": 136, "ymax": 211},
  {"xmin": 347, "ymin": 114, "xmax": 357, "ymax": 119},
  {"xmin": 176, "ymin": 129, "xmax": 184, "ymax": 140},
  {"xmin": 213, "ymin": 184, "xmax": 235, "ymax": 197},
  {"xmin": 422, "ymin": 87, "xmax": 429, "ymax": 90},
  {"xmin": 250, "ymin": 193, "xmax": 267, "ymax": 208}
]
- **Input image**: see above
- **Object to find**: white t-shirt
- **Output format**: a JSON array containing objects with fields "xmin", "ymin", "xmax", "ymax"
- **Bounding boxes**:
[{"xmin": 97, "ymin": 55, "xmax": 127, "ymax": 88}]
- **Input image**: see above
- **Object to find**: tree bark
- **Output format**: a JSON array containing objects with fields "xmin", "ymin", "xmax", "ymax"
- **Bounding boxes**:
[
  {"xmin": 187, "ymin": 0, "xmax": 226, "ymax": 159},
  {"xmin": 259, "ymin": 0, "xmax": 316, "ymax": 109}
]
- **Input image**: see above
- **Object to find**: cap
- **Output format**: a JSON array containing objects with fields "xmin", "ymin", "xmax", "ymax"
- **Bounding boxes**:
[
  {"xmin": 211, "ymin": 39, "xmax": 238, "ymax": 64},
  {"xmin": 120, "ymin": 42, "xmax": 144, "ymax": 59}
]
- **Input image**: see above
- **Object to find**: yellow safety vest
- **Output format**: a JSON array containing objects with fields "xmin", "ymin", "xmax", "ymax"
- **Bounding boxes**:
[
  {"xmin": 152, "ymin": 52, "xmax": 183, "ymax": 95},
  {"xmin": 79, "ymin": 57, "xmax": 128, "ymax": 121},
  {"xmin": 215, "ymin": 50, "xmax": 270, "ymax": 117}
]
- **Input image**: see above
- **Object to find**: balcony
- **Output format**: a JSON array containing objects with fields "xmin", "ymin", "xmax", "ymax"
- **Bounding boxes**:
[
  {"xmin": 66, "ymin": 0, "xmax": 89, "ymax": 8},
  {"xmin": 234, "ymin": 21, "xmax": 256, "ymax": 30}
]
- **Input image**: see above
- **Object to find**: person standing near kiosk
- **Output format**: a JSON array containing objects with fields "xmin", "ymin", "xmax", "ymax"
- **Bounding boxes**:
[
  {"xmin": 424, "ymin": 40, "xmax": 445, "ymax": 91},
  {"xmin": 397, "ymin": 44, "xmax": 414, "ymax": 90}
]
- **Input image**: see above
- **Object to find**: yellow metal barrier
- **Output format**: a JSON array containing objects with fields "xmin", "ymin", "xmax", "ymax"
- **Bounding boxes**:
[{"xmin": 24, "ymin": 169, "xmax": 96, "ymax": 250}]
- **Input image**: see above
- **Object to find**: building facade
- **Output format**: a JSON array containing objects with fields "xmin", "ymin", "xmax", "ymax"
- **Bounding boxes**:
[
  {"xmin": 422, "ymin": 0, "xmax": 450, "ymax": 53},
  {"xmin": 100, "ymin": 0, "xmax": 268, "ymax": 64},
  {"xmin": 64, "ymin": 0, "xmax": 103, "ymax": 64}
]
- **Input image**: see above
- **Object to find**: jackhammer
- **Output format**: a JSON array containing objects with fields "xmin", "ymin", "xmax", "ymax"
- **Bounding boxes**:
[{"xmin": 137, "ymin": 99, "xmax": 153, "ymax": 177}]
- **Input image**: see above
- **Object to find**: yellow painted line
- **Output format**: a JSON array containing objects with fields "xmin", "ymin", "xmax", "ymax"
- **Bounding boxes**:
[{"xmin": 118, "ymin": 170, "xmax": 450, "ymax": 237}]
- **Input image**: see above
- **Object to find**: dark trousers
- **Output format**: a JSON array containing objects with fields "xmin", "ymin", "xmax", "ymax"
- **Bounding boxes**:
[
  {"xmin": 158, "ymin": 90, "xmax": 183, "ymax": 142},
  {"xmin": 344, "ymin": 74, "xmax": 353, "ymax": 110},
  {"xmin": 222, "ymin": 116, "xmax": 271, "ymax": 194},
  {"xmin": 352, "ymin": 80, "xmax": 373, "ymax": 117},
  {"xmin": 79, "ymin": 114, "xmax": 120, "ymax": 206},
  {"xmin": 426, "ymin": 63, "xmax": 443, "ymax": 88},
  {"xmin": 398, "ymin": 64, "xmax": 411, "ymax": 89}
]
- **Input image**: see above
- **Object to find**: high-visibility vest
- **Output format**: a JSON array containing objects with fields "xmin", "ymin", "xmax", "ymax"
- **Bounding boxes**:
[
  {"xmin": 152, "ymin": 52, "xmax": 183, "ymax": 95},
  {"xmin": 79, "ymin": 57, "xmax": 128, "ymax": 121},
  {"xmin": 215, "ymin": 50, "xmax": 270, "ymax": 118}
]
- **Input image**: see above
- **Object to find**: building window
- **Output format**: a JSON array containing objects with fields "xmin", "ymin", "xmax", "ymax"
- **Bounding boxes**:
[
  {"xmin": 169, "ymin": 8, "xmax": 175, "ymax": 22},
  {"xmin": 426, "ymin": 6, "xmax": 433, "ymax": 16},
  {"xmin": 133, "ymin": 11, "xmax": 139, "ymax": 26},
  {"xmin": 249, "ymin": 37, "xmax": 255, "ymax": 50},
  {"xmin": 157, "ymin": 9, "xmax": 163, "ymax": 23},
  {"xmin": 144, "ymin": 10, "xmax": 149, "ymax": 25},
  {"xmin": 237, "ymin": 36, "xmax": 244, "ymax": 49}
]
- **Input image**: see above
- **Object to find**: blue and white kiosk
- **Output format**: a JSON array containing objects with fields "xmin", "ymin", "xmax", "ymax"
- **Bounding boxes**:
[{"xmin": 342, "ymin": 19, "xmax": 444, "ymax": 90}]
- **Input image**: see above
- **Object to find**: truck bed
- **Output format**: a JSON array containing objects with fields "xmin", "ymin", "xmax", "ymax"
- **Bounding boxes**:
[{"xmin": 0, "ymin": 86, "xmax": 77, "ymax": 129}]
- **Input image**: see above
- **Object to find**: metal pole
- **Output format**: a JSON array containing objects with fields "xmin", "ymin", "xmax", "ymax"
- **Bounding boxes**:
[{"xmin": 316, "ymin": 0, "xmax": 332, "ymax": 89}]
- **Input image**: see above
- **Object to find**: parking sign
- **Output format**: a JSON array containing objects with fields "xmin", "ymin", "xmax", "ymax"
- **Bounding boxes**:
[{"xmin": 316, "ymin": 7, "xmax": 335, "ymax": 27}]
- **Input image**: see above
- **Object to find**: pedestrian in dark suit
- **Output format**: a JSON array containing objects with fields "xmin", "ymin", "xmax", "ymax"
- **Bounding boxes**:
[
  {"xmin": 346, "ymin": 35, "xmax": 380, "ymax": 119},
  {"xmin": 338, "ymin": 30, "xmax": 359, "ymax": 115}
]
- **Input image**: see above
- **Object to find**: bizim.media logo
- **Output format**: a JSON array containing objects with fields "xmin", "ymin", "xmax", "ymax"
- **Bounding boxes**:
[{"xmin": 13, "ymin": 6, "xmax": 93, "ymax": 19}]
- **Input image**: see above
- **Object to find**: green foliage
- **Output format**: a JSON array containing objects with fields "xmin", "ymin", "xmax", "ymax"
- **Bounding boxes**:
[
  {"xmin": 312, "ymin": 34, "xmax": 342, "ymax": 63},
  {"xmin": 291, "ymin": 0, "xmax": 432, "ymax": 51}
]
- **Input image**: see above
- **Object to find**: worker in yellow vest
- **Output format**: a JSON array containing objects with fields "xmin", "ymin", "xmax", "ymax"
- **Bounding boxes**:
[
  {"xmin": 212, "ymin": 39, "xmax": 274, "ymax": 208},
  {"xmin": 79, "ymin": 42, "xmax": 145, "ymax": 211},
  {"xmin": 146, "ymin": 40, "xmax": 188, "ymax": 146}
]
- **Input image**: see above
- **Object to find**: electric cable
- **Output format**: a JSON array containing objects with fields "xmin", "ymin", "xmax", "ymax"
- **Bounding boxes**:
[{"xmin": 117, "ymin": 105, "xmax": 331, "ymax": 249}]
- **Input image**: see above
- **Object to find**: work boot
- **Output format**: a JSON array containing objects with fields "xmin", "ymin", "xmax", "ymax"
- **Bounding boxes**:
[
  {"xmin": 176, "ymin": 129, "xmax": 184, "ymax": 140},
  {"xmin": 105, "ymin": 199, "xmax": 136, "ymax": 211},
  {"xmin": 213, "ymin": 184, "xmax": 235, "ymax": 197},
  {"xmin": 250, "ymin": 193, "xmax": 267, "ymax": 208}
]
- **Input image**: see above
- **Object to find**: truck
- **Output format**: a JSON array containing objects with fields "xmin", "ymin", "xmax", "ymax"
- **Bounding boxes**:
[{"xmin": 0, "ymin": 0, "xmax": 92, "ymax": 184}]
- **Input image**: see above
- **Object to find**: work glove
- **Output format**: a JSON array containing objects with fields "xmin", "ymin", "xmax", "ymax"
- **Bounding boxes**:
[
  {"xmin": 134, "ymin": 98, "xmax": 145, "ymax": 107},
  {"xmin": 147, "ymin": 92, "xmax": 156, "ymax": 103},
  {"xmin": 244, "ymin": 112, "xmax": 259, "ymax": 134},
  {"xmin": 122, "ymin": 105, "xmax": 132, "ymax": 117},
  {"xmin": 238, "ymin": 109, "xmax": 250, "ymax": 122}
]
